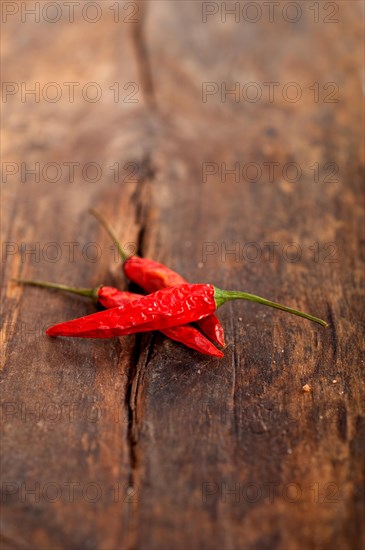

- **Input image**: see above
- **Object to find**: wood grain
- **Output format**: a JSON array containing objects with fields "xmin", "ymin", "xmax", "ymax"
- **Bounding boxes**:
[{"xmin": 1, "ymin": 2, "xmax": 364, "ymax": 549}]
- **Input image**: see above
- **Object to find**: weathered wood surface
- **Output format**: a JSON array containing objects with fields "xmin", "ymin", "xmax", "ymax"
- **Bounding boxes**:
[{"xmin": 1, "ymin": 1, "xmax": 364, "ymax": 549}]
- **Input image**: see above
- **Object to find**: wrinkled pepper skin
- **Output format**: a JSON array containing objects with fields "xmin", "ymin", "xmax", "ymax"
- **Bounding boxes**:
[
  {"xmin": 47, "ymin": 284, "xmax": 216, "ymax": 339},
  {"xmin": 123, "ymin": 257, "xmax": 186, "ymax": 291},
  {"xmin": 97, "ymin": 288, "xmax": 138, "ymax": 309},
  {"xmin": 123, "ymin": 257, "xmax": 225, "ymax": 346},
  {"xmin": 97, "ymin": 286, "xmax": 223, "ymax": 357}
]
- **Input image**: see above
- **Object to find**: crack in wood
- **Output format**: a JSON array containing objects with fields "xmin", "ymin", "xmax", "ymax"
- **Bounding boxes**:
[
  {"xmin": 326, "ymin": 302, "xmax": 338, "ymax": 363},
  {"xmin": 122, "ymin": 4, "xmax": 159, "ymax": 528},
  {"xmin": 123, "ymin": 333, "xmax": 155, "ymax": 550},
  {"xmin": 130, "ymin": 153, "xmax": 156, "ymax": 259},
  {"xmin": 130, "ymin": 1, "xmax": 157, "ymax": 111},
  {"xmin": 122, "ymin": 152, "xmax": 157, "ymax": 548}
]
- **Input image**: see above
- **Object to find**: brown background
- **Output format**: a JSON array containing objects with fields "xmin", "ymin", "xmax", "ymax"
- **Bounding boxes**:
[{"xmin": 1, "ymin": 1, "xmax": 364, "ymax": 549}]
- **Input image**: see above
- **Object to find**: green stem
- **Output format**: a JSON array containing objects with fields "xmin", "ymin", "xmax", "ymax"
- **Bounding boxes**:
[
  {"xmin": 214, "ymin": 288, "xmax": 328, "ymax": 327},
  {"xmin": 12, "ymin": 278, "xmax": 99, "ymax": 300},
  {"xmin": 89, "ymin": 208, "xmax": 129, "ymax": 262}
]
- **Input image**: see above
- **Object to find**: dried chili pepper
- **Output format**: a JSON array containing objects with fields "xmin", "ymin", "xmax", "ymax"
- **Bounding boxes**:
[
  {"xmin": 90, "ymin": 209, "xmax": 225, "ymax": 347},
  {"xmin": 46, "ymin": 282, "xmax": 327, "ymax": 339},
  {"xmin": 13, "ymin": 278, "xmax": 223, "ymax": 357}
]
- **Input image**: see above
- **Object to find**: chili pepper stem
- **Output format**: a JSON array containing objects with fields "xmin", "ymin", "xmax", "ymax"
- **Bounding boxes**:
[
  {"xmin": 89, "ymin": 208, "xmax": 129, "ymax": 262},
  {"xmin": 12, "ymin": 278, "xmax": 99, "ymax": 300},
  {"xmin": 214, "ymin": 288, "xmax": 328, "ymax": 327}
]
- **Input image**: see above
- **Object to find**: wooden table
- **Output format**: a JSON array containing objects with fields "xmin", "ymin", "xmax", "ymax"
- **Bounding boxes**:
[{"xmin": 1, "ymin": 2, "xmax": 364, "ymax": 549}]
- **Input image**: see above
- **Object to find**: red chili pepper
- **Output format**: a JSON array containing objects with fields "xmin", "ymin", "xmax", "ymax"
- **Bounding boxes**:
[
  {"xmin": 13, "ymin": 278, "xmax": 223, "ymax": 358},
  {"xmin": 90, "ymin": 209, "xmax": 225, "ymax": 347},
  {"xmin": 46, "ymin": 283, "xmax": 327, "ymax": 339}
]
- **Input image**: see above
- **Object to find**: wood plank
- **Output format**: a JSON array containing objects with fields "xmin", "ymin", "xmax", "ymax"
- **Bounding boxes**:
[
  {"xmin": 1, "ymin": 3, "xmax": 154, "ymax": 549},
  {"xmin": 127, "ymin": 2, "xmax": 365, "ymax": 550},
  {"xmin": 1, "ymin": 1, "xmax": 364, "ymax": 549}
]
